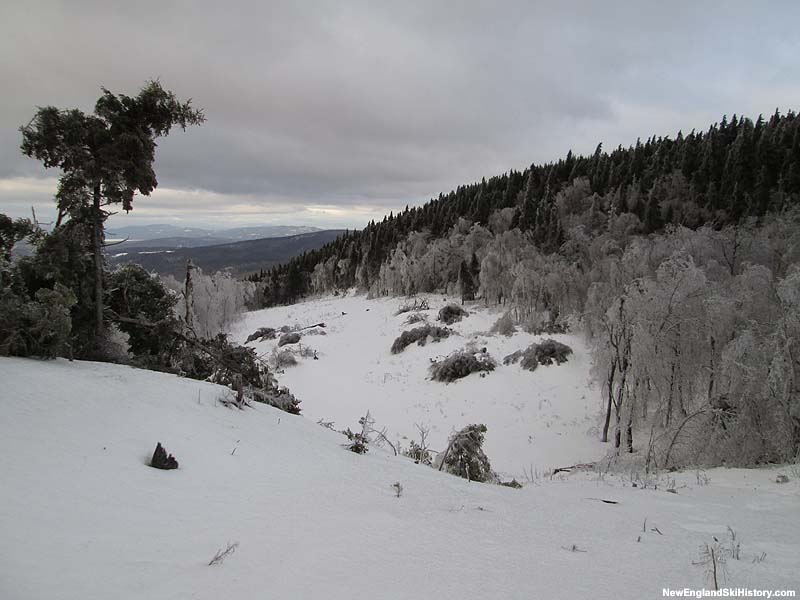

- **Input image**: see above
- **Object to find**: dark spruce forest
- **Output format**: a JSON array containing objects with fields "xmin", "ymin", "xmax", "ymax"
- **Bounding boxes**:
[{"xmin": 256, "ymin": 111, "xmax": 800, "ymax": 305}]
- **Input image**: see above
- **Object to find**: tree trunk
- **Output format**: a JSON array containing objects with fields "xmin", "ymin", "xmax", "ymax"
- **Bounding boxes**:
[
  {"xmin": 184, "ymin": 259, "xmax": 195, "ymax": 329},
  {"xmin": 614, "ymin": 354, "xmax": 629, "ymax": 450},
  {"xmin": 666, "ymin": 353, "xmax": 677, "ymax": 427},
  {"xmin": 92, "ymin": 183, "xmax": 104, "ymax": 340},
  {"xmin": 626, "ymin": 398, "xmax": 635, "ymax": 453},
  {"xmin": 601, "ymin": 360, "xmax": 617, "ymax": 442},
  {"xmin": 626, "ymin": 421, "xmax": 633, "ymax": 452},
  {"xmin": 707, "ymin": 336, "xmax": 716, "ymax": 403}
]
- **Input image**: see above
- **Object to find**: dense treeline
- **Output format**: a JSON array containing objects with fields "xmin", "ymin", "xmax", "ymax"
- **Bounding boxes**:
[{"xmin": 254, "ymin": 111, "xmax": 800, "ymax": 303}]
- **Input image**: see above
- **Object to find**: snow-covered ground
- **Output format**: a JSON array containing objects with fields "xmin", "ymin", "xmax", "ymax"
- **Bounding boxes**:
[
  {"xmin": 1, "ymin": 294, "xmax": 798, "ymax": 598},
  {"xmin": 231, "ymin": 293, "xmax": 605, "ymax": 479},
  {"xmin": 1, "ymin": 356, "xmax": 798, "ymax": 599}
]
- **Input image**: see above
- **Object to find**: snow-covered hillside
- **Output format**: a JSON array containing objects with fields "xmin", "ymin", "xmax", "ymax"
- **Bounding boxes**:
[
  {"xmin": 232, "ymin": 293, "xmax": 604, "ymax": 478},
  {"xmin": 1, "ymin": 356, "xmax": 799, "ymax": 599}
]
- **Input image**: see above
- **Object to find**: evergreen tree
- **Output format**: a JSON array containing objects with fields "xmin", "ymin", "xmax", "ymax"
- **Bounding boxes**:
[
  {"xmin": 20, "ymin": 81, "xmax": 204, "ymax": 349},
  {"xmin": 440, "ymin": 424, "xmax": 493, "ymax": 482}
]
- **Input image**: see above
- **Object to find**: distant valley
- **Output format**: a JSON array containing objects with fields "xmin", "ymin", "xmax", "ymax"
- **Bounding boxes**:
[
  {"xmin": 106, "ymin": 223, "xmax": 323, "ymax": 249},
  {"xmin": 107, "ymin": 229, "xmax": 345, "ymax": 277}
]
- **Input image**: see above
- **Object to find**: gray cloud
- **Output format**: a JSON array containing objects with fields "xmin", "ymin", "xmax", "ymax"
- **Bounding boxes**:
[{"xmin": 1, "ymin": 0, "xmax": 799, "ymax": 228}]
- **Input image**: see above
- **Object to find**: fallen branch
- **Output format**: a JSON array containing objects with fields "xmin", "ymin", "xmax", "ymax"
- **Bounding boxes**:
[
  {"xmin": 108, "ymin": 312, "xmax": 268, "ymax": 380},
  {"xmin": 663, "ymin": 409, "xmax": 708, "ymax": 468},
  {"xmin": 208, "ymin": 542, "xmax": 239, "ymax": 566},
  {"xmin": 552, "ymin": 462, "xmax": 596, "ymax": 477}
]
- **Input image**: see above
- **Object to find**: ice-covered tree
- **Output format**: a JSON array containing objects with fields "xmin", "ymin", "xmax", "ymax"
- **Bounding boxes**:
[{"xmin": 438, "ymin": 424, "xmax": 493, "ymax": 482}]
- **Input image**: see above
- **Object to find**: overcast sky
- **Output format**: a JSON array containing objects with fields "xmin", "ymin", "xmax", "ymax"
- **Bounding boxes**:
[{"xmin": 1, "ymin": 1, "xmax": 798, "ymax": 230}]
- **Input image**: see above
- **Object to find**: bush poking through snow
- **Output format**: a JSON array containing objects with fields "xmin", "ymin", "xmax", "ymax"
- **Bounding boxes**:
[
  {"xmin": 343, "ymin": 411, "xmax": 374, "ymax": 454},
  {"xmin": 278, "ymin": 332, "xmax": 301, "ymax": 346},
  {"xmin": 404, "ymin": 312, "xmax": 428, "ymax": 325},
  {"xmin": 502, "ymin": 349, "xmax": 524, "ymax": 366},
  {"xmin": 254, "ymin": 387, "xmax": 301, "ymax": 414},
  {"xmin": 245, "ymin": 327, "xmax": 276, "ymax": 343},
  {"xmin": 437, "ymin": 303, "xmax": 468, "ymax": 325},
  {"xmin": 489, "ymin": 312, "xmax": 516, "ymax": 337},
  {"xmin": 344, "ymin": 428, "xmax": 369, "ymax": 454},
  {"xmin": 342, "ymin": 410, "xmax": 400, "ymax": 455},
  {"xmin": 697, "ymin": 541, "xmax": 727, "ymax": 590},
  {"xmin": 438, "ymin": 424, "xmax": 494, "ymax": 482},
  {"xmin": 391, "ymin": 325, "xmax": 452, "ymax": 354},
  {"xmin": 405, "ymin": 440, "xmax": 432, "ymax": 465},
  {"xmin": 430, "ymin": 348, "xmax": 496, "ymax": 382},
  {"xmin": 529, "ymin": 339, "xmax": 573, "ymax": 367},
  {"xmin": 273, "ymin": 348, "xmax": 298, "ymax": 368},
  {"xmin": 302, "ymin": 326, "xmax": 326, "ymax": 336},
  {"xmin": 503, "ymin": 339, "xmax": 573, "ymax": 371},
  {"xmin": 500, "ymin": 478, "xmax": 523, "ymax": 489},
  {"xmin": 521, "ymin": 312, "xmax": 569, "ymax": 335},
  {"xmin": 395, "ymin": 297, "xmax": 430, "ymax": 315},
  {"xmin": 403, "ymin": 423, "xmax": 433, "ymax": 465},
  {"xmin": 208, "ymin": 542, "xmax": 239, "ymax": 566}
]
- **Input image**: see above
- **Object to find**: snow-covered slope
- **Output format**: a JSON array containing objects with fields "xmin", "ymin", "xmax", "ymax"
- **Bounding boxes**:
[
  {"xmin": 232, "ymin": 293, "xmax": 604, "ymax": 478},
  {"xmin": 1, "ymin": 357, "xmax": 798, "ymax": 599}
]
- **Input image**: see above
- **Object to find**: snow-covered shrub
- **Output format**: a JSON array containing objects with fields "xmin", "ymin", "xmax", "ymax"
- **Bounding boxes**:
[
  {"xmin": 342, "ymin": 411, "xmax": 399, "ymax": 455},
  {"xmin": 404, "ymin": 312, "xmax": 428, "ymax": 325},
  {"xmin": 245, "ymin": 327, "xmax": 276, "ymax": 343},
  {"xmin": 273, "ymin": 348, "xmax": 298, "ymax": 368},
  {"xmin": 302, "ymin": 326, "xmax": 327, "ymax": 336},
  {"xmin": 278, "ymin": 332, "xmax": 301, "ymax": 346},
  {"xmin": 343, "ymin": 412, "xmax": 374, "ymax": 454},
  {"xmin": 391, "ymin": 325, "xmax": 451, "ymax": 354},
  {"xmin": 438, "ymin": 303, "xmax": 468, "ymax": 325},
  {"xmin": 430, "ymin": 348, "xmax": 496, "ymax": 382},
  {"xmin": 527, "ymin": 339, "xmax": 572, "ymax": 367},
  {"xmin": 521, "ymin": 311, "xmax": 568, "ymax": 335},
  {"xmin": 404, "ymin": 440, "xmax": 432, "ymax": 465},
  {"xmin": 500, "ymin": 478, "xmax": 523, "ymax": 488},
  {"xmin": 503, "ymin": 339, "xmax": 573, "ymax": 371},
  {"xmin": 489, "ymin": 312, "xmax": 516, "ymax": 336},
  {"xmin": 254, "ymin": 386, "xmax": 301, "ymax": 414},
  {"xmin": 299, "ymin": 345, "xmax": 318, "ymax": 358},
  {"xmin": 395, "ymin": 297, "xmax": 429, "ymax": 315},
  {"xmin": 344, "ymin": 428, "xmax": 368, "ymax": 454},
  {"xmin": 439, "ymin": 424, "xmax": 494, "ymax": 482}
]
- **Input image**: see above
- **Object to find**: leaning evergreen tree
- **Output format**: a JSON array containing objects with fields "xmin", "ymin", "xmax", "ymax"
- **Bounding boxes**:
[
  {"xmin": 439, "ymin": 424, "xmax": 493, "ymax": 482},
  {"xmin": 20, "ymin": 81, "xmax": 204, "ymax": 352}
]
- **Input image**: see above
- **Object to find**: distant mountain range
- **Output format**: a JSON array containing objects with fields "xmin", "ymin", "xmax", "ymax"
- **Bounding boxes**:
[
  {"xmin": 106, "ymin": 224, "xmax": 323, "ymax": 249},
  {"xmin": 107, "ymin": 229, "xmax": 345, "ymax": 277}
]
